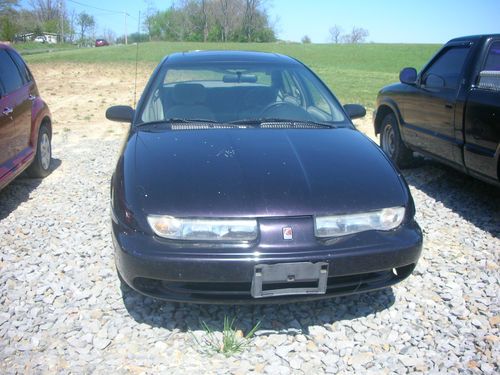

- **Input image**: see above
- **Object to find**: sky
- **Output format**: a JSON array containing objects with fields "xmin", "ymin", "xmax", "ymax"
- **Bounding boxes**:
[{"xmin": 24, "ymin": 0, "xmax": 500, "ymax": 44}]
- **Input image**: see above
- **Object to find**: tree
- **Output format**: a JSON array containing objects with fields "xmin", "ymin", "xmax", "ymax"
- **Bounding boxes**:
[
  {"xmin": 0, "ymin": 0, "xmax": 19, "ymax": 41},
  {"xmin": 215, "ymin": 0, "xmax": 238, "ymax": 42},
  {"xmin": 200, "ymin": 0, "xmax": 209, "ymax": 42},
  {"xmin": 77, "ymin": 11, "xmax": 94, "ymax": 42},
  {"xmin": 68, "ymin": 8, "xmax": 77, "ymax": 42},
  {"xmin": 102, "ymin": 28, "xmax": 116, "ymax": 43},
  {"xmin": 143, "ymin": 0, "xmax": 157, "ymax": 41},
  {"xmin": 143, "ymin": 0, "xmax": 275, "ymax": 43},
  {"xmin": 28, "ymin": 0, "xmax": 59, "ymax": 23},
  {"xmin": 26, "ymin": 0, "xmax": 72, "ymax": 39},
  {"xmin": 329, "ymin": 25, "xmax": 342, "ymax": 44},
  {"xmin": 343, "ymin": 26, "xmax": 369, "ymax": 44},
  {"xmin": 301, "ymin": 35, "xmax": 311, "ymax": 44},
  {"xmin": 0, "ymin": 0, "xmax": 19, "ymax": 12}
]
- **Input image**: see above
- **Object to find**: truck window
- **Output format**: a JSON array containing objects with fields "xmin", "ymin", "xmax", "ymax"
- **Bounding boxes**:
[
  {"xmin": 484, "ymin": 41, "xmax": 500, "ymax": 71},
  {"xmin": 478, "ymin": 41, "xmax": 500, "ymax": 91},
  {"xmin": 423, "ymin": 47, "xmax": 469, "ymax": 90}
]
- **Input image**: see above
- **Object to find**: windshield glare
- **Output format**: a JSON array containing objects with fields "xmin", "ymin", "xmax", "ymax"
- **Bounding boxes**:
[{"xmin": 139, "ymin": 61, "xmax": 346, "ymax": 125}]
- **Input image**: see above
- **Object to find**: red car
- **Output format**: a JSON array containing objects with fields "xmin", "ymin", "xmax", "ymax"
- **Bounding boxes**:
[
  {"xmin": 0, "ymin": 43, "xmax": 52, "ymax": 190},
  {"xmin": 95, "ymin": 39, "xmax": 109, "ymax": 47}
]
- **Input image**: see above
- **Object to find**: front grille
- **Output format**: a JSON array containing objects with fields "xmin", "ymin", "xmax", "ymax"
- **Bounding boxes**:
[{"xmin": 133, "ymin": 264, "xmax": 415, "ymax": 301}]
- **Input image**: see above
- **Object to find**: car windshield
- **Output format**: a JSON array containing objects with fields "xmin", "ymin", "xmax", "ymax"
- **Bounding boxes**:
[{"xmin": 138, "ymin": 59, "xmax": 347, "ymax": 126}]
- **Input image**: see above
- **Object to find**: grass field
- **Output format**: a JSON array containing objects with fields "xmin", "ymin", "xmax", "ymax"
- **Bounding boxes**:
[{"xmin": 22, "ymin": 41, "xmax": 440, "ymax": 109}]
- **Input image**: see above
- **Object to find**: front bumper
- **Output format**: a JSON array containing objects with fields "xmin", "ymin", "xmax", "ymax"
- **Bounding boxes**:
[{"xmin": 112, "ymin": 219, "xmax": 422, "ymax": 304}]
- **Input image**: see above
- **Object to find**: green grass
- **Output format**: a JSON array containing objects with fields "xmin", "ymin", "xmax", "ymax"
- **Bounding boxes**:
[
  {"xmin": 192, "ymin": 316, "xmax": 261, "ymax": 357},
  {"xmin": 13, "ymin": 42, "xmax": 79, "ymax": 55},
  {"xmin": 23, "ymin": 41, "xmax": 440, "ymax": 109}
]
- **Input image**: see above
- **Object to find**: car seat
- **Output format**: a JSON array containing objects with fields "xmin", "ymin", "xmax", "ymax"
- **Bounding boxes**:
[{"xmin": 164, "ymin": 83, "xmax": 215, "ymax": 121}]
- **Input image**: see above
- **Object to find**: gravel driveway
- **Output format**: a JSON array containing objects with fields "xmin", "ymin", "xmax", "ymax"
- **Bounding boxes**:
[
  {"xmin": 1, "ymin": 126, "xmax": 498, "ymax": 374},
  {"xmin": 1, "ymin": 60, "xmax": 499, "ymax": 373}
]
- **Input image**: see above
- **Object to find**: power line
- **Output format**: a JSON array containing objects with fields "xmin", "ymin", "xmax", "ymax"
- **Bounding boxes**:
[
  {"xmin": 66, "ymin": 0, "xmax": 138, "ymax": 43},
  {"xmin": 66, "ymin": 0, "xmax": 125, "ymax": 15}
]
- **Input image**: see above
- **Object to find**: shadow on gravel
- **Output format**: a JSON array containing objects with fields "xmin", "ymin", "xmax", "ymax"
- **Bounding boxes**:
[
  {"xmin": 120, "ymin": 282, "xmax": 395, "ymax": 335},
  {"xmin": 402, "ymin": 159, "xmax": 500, "ymax": 238},
  {"xmin": 0, "ymin": 158, "xmax": 61, "ymax": 221}
]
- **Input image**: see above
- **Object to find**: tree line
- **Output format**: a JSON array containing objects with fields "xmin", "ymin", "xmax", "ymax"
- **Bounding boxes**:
[
  {"xmin": 328, "ymin": 25, "xmax": 369, "ymax": 44},
  {"xmin": 0, "ymin": 0, "xmax": 276, "ymax": 44},
  {"xmin": 1, "ymin": 0, "xmax": 367, "ymax": 45},
  {"xmin": 0, "ymin": 0, "xmax": 99, "ymax": 44},
  {"xmin": 301, "ymin": 25, "xmax": 370, "ymax": 45},
  {"xmin": 143, "ymin": 0, "xmax": 276, "ymax": 43}
]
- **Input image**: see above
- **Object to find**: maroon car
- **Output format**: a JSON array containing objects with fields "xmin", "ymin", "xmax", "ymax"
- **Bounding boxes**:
[
  {"xmin": 95, "ymin": 39, "xmax": 109, "ymax": 47},
  {"xmin": 0, "ymin": 43, "xmax": 52, "ymax": 190}
]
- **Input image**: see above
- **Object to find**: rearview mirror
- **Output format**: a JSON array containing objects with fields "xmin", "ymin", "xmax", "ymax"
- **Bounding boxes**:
[
  {"xmin": 399, "ymin": 67, "xmax": 417, "ymax": 85},
  {"xmin": 223, "ymin": 74, "xmax": 258, "ymax": 83},
  {"xmin": 106, "ymin": 105, "xmax": 135, "ymax": 123},
  {"xmin": 343, "ymin": 104, "xmax": 366, "ymax": 120}
]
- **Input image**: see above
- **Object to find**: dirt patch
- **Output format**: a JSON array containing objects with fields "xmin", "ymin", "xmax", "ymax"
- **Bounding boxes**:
[{"xmin": 29, "ymin": 63, "xmax": 155, "ymax": 142}]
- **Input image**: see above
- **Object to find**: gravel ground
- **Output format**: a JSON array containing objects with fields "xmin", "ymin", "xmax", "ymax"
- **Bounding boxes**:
[{"xmin": 1, "ymin": 124, "xmax": 499, "ymax": 374}]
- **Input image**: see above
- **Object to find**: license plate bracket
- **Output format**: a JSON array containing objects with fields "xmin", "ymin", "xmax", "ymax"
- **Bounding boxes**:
[{"xmin": 251, "ymin": 262, "xmax": 329, "ymax": 298}]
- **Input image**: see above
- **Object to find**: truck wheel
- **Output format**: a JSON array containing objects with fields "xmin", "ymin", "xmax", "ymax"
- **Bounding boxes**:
[
  {"xmin": 26, "ymin": 123, "xmax": 52, "ymax": 178},
  {"xmin": 380, "ymin": 113, "xmax": 414, "ymax": 168}
]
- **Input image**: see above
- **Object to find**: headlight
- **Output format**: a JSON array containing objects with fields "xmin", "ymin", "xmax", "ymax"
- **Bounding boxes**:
[
  {"xmin": 147, "ymin": 215, "xmax": 258, "ymax": 241},
  {"xmin": 315, "ymin": 207, "xmax": 405, "ymax": 237}
]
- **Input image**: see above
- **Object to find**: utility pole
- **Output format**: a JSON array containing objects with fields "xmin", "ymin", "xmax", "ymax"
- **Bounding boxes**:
[
  {"xmin": 59, "ymin": 0, "xmax": 64, "ymax": 43},
  {"xmin": 124, "ymin": 12, "xmax": 128, "ymax": 45}
]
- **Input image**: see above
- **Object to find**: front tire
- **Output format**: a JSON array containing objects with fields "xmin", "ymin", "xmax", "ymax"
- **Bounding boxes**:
[
  {"xmin": 380, "ymin": 113, "xmax": 414, "ymax": 168},
  {"xmin": 27, "ymin": 123, "xmax": 52, "ymax": 178}
]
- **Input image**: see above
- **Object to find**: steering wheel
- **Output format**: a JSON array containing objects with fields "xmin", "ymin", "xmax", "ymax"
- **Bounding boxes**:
[{"xmin": 260, "ymin": 101, "xmax": 311, "ymax": 121}]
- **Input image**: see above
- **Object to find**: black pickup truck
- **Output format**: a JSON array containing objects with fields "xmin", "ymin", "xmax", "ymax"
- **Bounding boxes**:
[{"xmin": 374, "ymin": 34, "xmax": 500, "ymax": 187}]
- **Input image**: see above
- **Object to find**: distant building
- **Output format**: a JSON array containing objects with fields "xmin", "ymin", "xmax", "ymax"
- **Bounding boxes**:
[{"xmin": 17, "ymin": 32, "xmax": 59, "ymax": 44}]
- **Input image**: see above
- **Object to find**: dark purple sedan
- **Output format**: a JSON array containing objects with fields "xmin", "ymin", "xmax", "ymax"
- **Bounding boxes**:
[{"xmin": 106, "ymin": 51, "xmax": 422, "ymax": 304}]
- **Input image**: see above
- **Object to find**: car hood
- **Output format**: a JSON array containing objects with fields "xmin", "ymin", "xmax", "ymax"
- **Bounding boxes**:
[
  {"xmin": 130, "ymin": 127, "xmax": 407, "ymax": 218},
  {"xmin": 379, "ymin": 82, "xmax": 405, "ymax": 94}
]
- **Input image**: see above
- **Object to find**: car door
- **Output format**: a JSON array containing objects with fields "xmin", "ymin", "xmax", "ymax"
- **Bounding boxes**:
[
  {"xmin": 0, "ymin": 49, "xmax": 25, "ymax": 172},
  {"xmin": 402, "ymin": 45, "xmax": 471, "ymax": 161},
  {"xmin": 7, "ymin": 49, "xmax": 37, "ymax": 156},
  {"xmin": 463, "ymin": 39, "xmax": 500, "ymax": 180}
]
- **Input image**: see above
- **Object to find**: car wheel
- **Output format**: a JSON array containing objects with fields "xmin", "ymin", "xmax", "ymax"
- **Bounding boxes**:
[
  {"xmin": 27, "ymin": 123, "xmax": 52, "ymax": 178},
  {"xmin": 380, "ymin": 113, "xmax": 414, "ymax": 168}
]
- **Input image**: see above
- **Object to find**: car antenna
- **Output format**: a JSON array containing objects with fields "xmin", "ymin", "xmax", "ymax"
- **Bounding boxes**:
[{"xmin": 133, "ymin": 11, "xmax": 141, "ymax": 108}]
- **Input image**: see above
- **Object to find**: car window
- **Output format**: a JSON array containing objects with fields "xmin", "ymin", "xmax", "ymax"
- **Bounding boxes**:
[
  {"xmin": 0, "ymin": 49, "xmax": 24, "ymax": 94},
  {"xmin": 302, "ymin": 75, "xmax": 331, "ymax": 114},
  {"xmin": 484, "ymin": 41, "xmax": 500, "ymax": 71},
  {"xmin": 141, "ymin": 61, "xmax": 346, "ymax": 124},
  {"xmin": 164, "ymin": 69, "xmax": 271, "ymax": 86},
  {"xmin": 423, "ymin": 47, "xmax": 469, "ymax": 90},
  {"xmin": 278, "ymin": 71, "xmax": 303, "ymax": 106},
  {"xmin": 7, "ymin": 49, "xmax": 32, "ymax": 84}
]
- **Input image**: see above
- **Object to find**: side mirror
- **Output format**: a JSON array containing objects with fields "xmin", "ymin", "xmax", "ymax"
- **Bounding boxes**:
[
  {"xmin": 344, "ymin": 104, "xmax": 366, "ymax": 120},
  {"xmin": 399, "ymin": 67, "xmax": 417, "ymax": 84},
  {"xmin": 106, "ymin": 105, "xmax": 135, "ymax": 123}
]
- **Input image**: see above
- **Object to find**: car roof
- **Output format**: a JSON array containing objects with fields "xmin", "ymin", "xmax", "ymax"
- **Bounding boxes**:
[
  {"xmin": 164, "ymin": 50, "xmax": 301, "ymax": 66},
  {"xmin": 448, "ymin": 34, "xmax": 500, "ymax": 43},
  {"xmin": 0, "ymin": 43, "xmax": 14, "ymax": 51}
]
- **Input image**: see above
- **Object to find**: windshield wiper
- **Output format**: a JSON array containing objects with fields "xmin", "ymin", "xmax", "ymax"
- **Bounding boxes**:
[
  {"xmin": 136, "ymin": 118, "xmax": 338, "ymax": 129},
  {"xmin": 165, "ymin": 118, "xmax": 220, "ymax": 124},
  {"xmin": 135, "ymin": 118, "xmax": 220, "ymax": 128},
  {"xmin": 229, "ymin": 118, "xmax": 338, "ymax": 128}
]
